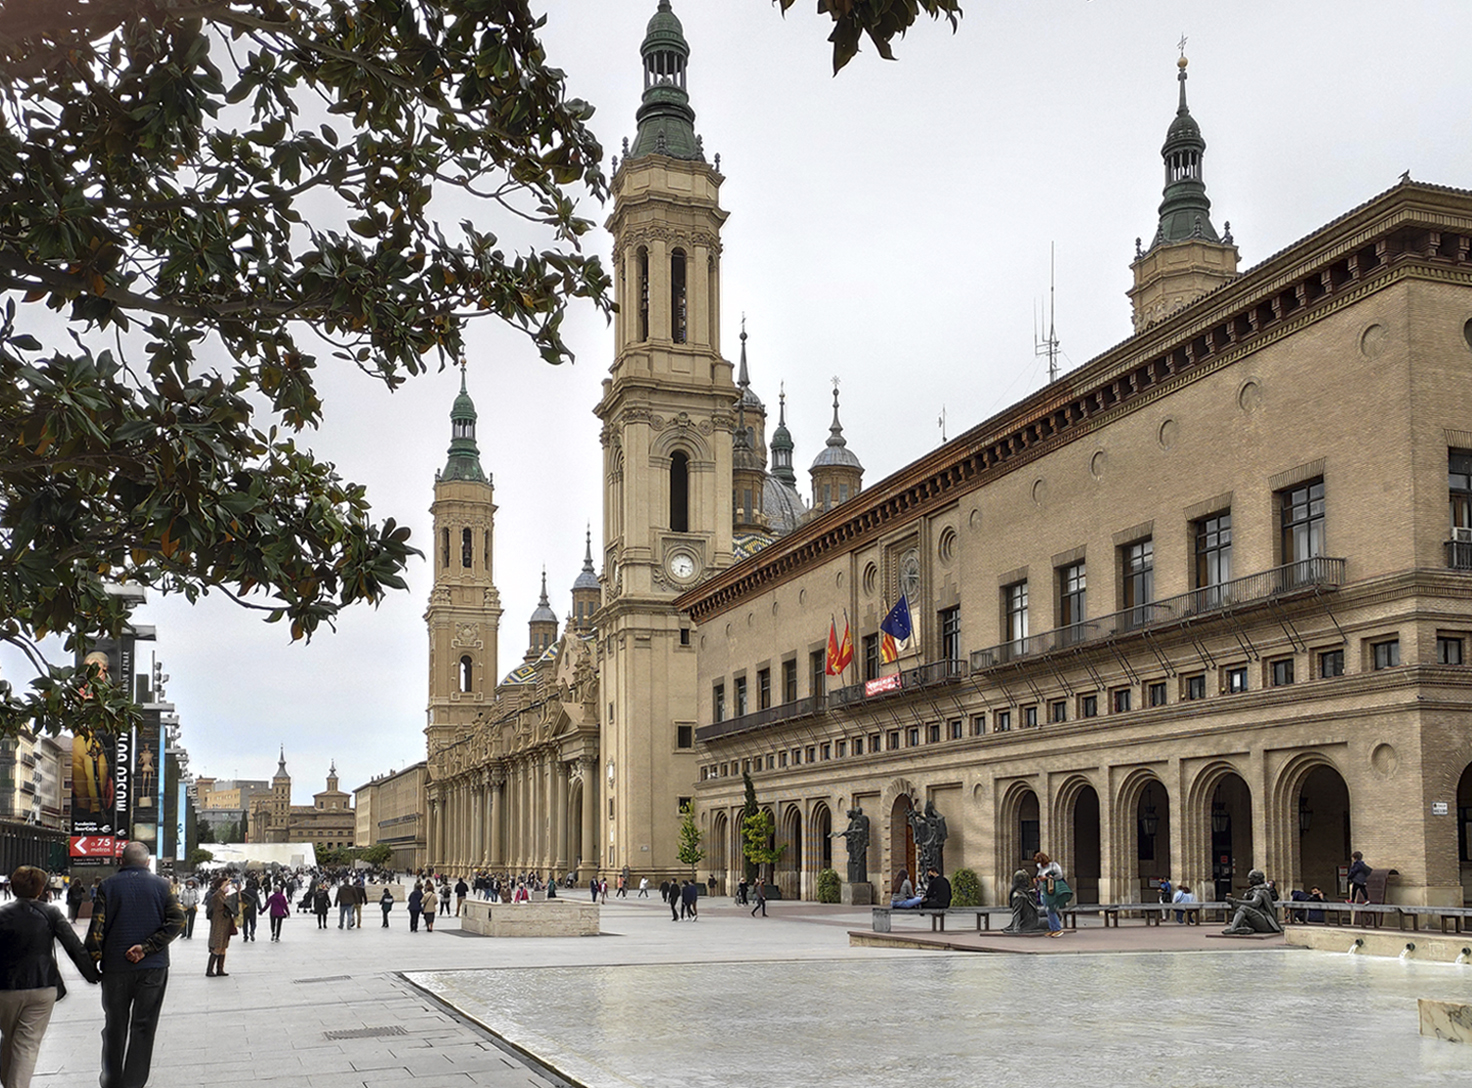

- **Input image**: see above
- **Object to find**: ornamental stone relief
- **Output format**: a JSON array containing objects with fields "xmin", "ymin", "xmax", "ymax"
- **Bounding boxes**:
[{"xmin": 452, "ymin": 622, "xmax": 481, "ymax": 648}]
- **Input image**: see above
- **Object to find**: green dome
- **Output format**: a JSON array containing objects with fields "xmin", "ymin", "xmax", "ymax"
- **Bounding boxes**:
[
  {"xmin": 627, "ymin": 1, "xmax": 705, "ymax": 163},
  {"xmin": 441, "ymin": 367, "xmax": 487, "ymax": 484}
]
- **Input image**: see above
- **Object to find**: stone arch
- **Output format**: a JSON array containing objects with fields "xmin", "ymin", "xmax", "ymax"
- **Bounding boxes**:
[
  {"xmin": 710, "ymin": 810, "xmax": 729, "ymax": 890},
  {"xmin": 1111, "ymin": 767, "xmax": 1169, "ymax": 903},
  {"xmin": 1185, "ymin": 759, "xmax": 1254, "ymax": 900},
  {"xmin": 1054, "ymin": 774, "xmax": 1101, "ymax": 906},
  {"xmin": 650, "ymin": 426, "xmax": 712, "ymax": 464},
  {"xmin": 1272, "ymin": 751, "xmax": 1351, "ymax": 895},
  {"xmin": 777, "ymin": 803, "xmax": 803, "ymax": 900},
  {"xmin": 808, "ymin": 800, "xmax": 833, "ymax": 901},
  {"xmin": 996, "ymin": 779, "xmax": 1041, "ymax": 890},
  {"xmin": 879, "ymin": 778, "xmax": 920, "ymax": 898},
  {"xmin": 1456, "ymin": 762, "xmax": 1472, "ymax": 904}
]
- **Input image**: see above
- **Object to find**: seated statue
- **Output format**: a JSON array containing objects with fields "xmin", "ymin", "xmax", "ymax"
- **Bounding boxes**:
[
  {"xmin": 1001, "ymin": 869, "xmax": 1048, "ymax": 934},
  {"xmin": 1221, "ymin": 869, "xmax": 1283, "ymax": 936}
]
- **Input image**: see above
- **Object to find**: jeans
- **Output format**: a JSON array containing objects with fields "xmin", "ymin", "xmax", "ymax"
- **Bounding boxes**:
[
  {"xmin": 0, "ymin": 986, "xmax": 57, "ymax": 1088},
  {"xmin": 270, "ymin": 915, "xmax": 284, "ymax": 940},
  {"xmin": 893, "ymin": 895, "xmax": 923, "ymax": 909},
  {"xmin": 183, "ymin": 907, "xmax": 196, "ymax": 939},
  {"xmin": 100, "ymin": 967, "xmax": 168, "ymax": 1088},
  {"xmin": 338, "ymin": 902, "xmax": 353, "ymax": 928},
  {"xmin": 1045, "ymin": 906, "xmax": 1062, "ymax": 932}
]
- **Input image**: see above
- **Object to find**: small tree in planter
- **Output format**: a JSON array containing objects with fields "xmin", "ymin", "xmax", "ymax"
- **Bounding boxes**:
[
  {"xmin": 951, "ymin": 868, "xmax": 983, "ymax": 908},
  {"xmin": 816, "ymin": 868, "xmax": 841, "ymax": 903},
  {"xmin": 677, "ymin": 801, "xmax": 705, "ymax": 882},
  {"xmin": 742, "ymin": 808, "xmax": 785, "ymax": 886}
]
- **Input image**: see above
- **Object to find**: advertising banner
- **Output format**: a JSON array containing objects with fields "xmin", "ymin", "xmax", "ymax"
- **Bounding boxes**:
[
  {"xmin": 70, "ymin": 633, "xmax": 136, "ymax": 865},
  {"xmin": 130, "ymin": 706, "xmax": 160, "ymax": 852}
]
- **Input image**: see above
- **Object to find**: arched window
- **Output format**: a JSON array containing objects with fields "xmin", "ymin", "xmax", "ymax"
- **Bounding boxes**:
[
  {"xmin": 462, "ymin": 527, "xmax": 473, "ymax": 568},
  {"xmin": 441, "ymin": 528, "xmax": 449, "ymax": 568},
  {"xmin": 637, "ymin": 247, "xmax": 650, "ymax": 342},
  {"xmin": 670, "ymin": 248, "xmax": 687, "ymax": 343},
  {"xmin": 484, "ymin": 530, "xmax": 491, "ymax": 571},
  {"xmin": 670, "ymin": 451, "xmax": 690, "ymax": 533},
  {"xmin": 459, "ymin": 655, "xmax": 474, "ymax": 693}
]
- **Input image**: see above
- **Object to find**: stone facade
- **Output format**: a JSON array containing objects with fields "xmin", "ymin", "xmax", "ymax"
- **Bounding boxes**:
[
  {"xmin": 353, "ymin": 761, "xmax": 427, "ymax": 871},
  {"xmin": 681, "ymin": 184, "xmax": 1472, "ymax": 908},
  {"xmin": 246, "ymin": 756, "xmax": 354, "ymax": 849}
]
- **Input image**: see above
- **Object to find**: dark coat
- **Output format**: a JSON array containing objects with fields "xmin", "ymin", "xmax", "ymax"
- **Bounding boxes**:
[{"xmin": 0, "ymin": 898, "xmax": 100, "ymax": 996}]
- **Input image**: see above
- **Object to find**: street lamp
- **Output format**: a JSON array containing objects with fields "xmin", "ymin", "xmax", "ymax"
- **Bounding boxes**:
[
  {"xmin": 1141, "ymin": 787, "xmax": 1159, "ymax": 838},
  {"xmin": 1211, "ymin": 801, "xmax": 1229, "ymax": 834},
  {"xmin": 1298, "ymin": 797, "xmax": 1312, "ymax": 834}
]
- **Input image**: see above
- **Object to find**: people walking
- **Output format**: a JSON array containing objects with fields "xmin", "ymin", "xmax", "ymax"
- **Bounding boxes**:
[
  {"xmin": 85, "ymin": 842, "xmax": 186, "ymax": 1087},
  {"xmin": 312, "ymin": 884, "xmax": 330, "ymax": 930},
  {"xmin": 454, "ymin": 878, "xmax": 468, "ymax": 916},
  {"xmin": 750, "ymin": 877, "xmax": 767, "ymax": 917},
  {"xmin": 379, "ymin": 887, "xmax": 394, "ymax": 928},
  {"xmin": 407, "ymin": 883, "xmax": 423, "ymax": 932},
  {"xmin": 239, "ymin": 876, "xmax": 259, "ymax": 942},
  {"xmin": 204, "ymin": 874, "xmax": 236, "ymax": 976},
  {"xmin": 0, "ymin": 865, "xmax": 101, "ymax": 1088},
  {"xmin": 1347, "ymin": 851, "xmax": 1371, "ymax": 903},
  {"xmin": 638, "ymin": 877, "xmax": 650, "ymax": 898},
  {"xmin": 178, "ymin": 879, "xmax": 200, "ymax": 939},
  {"xmin": 265, "ymin": 886, "xmax": 290, "ymax": 942},
  {"xmin": 422, "ymin": 885, "xmax": 438, "ymax": 933}
]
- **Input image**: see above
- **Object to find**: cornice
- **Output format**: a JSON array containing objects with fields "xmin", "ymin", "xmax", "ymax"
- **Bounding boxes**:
[{"xmin": 678, "ymin": 183, "xmax": 1472, "ymax": 625}]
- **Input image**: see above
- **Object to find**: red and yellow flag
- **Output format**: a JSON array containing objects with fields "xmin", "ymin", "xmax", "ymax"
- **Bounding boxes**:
[
  {"xmin": 834, "ymin": 616, "xmax": 854, "ymax": 674},
  {"xmin": 826, "ymin": 619, "xmax": 842, "ymax": 675}
]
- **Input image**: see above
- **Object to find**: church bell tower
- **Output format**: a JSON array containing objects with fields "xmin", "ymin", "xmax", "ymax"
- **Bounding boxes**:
[{"xmin": 593, "ymin": 0, "xmax": 733, "ymax": 878}]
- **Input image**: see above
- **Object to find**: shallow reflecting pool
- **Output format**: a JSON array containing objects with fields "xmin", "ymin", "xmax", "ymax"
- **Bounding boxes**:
[{"xmin": 409, "ymin": 950, "xmax": 1472, "ymax": 1088}]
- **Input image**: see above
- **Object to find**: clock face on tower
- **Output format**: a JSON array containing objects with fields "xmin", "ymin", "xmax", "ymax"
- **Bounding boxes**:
[{"xmin": 668, "ymin": 552, "xmax": 696, "ymax": 581}]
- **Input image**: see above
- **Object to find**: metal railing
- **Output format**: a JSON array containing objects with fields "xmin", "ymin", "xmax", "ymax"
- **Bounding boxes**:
[
  {"xmin": 829, "ymin": 658, "xmax": 968, "ymax": 710},
  {"xmin": 971, "ymin": 556, "xmax": 1345, "ymax": 671},
  {"xmin": 1446, "ymin": 540, "xmax": 1472, "ymax": 570},
  {"xmin": 696, "ymin": 693, "xmax": 825, "ymax": 743}
]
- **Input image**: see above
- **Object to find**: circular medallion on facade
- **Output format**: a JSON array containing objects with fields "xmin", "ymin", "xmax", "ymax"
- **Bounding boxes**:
[
  {"xmin": 900, "ymin": 548, "xmax": 921, "ymax": 604},
  {"xmin": 1360, "ymin": 323, "xmax": 1387, "ymax": 358},
  {"xmin": 1031, "ymin": 478, "xmax": 1048, "ymax": 507},
  {"xmin": 1089, "ymin": 449, "xmax": 1107, "ymax": 481},
  {"xmin": 938, "ymin": 527, "xmax": 957, "ymax": 565},
  {"xmin": 862, "ymin": 562, "xmax": 878, "ymax": 596},
  {"xmin": 969, "ymin": 507, "xmax": 982, "ymax": 531},
  {"xmin": 1463, "ymin": 317, "xmax": 1472, "ymax": 352},
  {"xmin": 1370, "ymin": 742, "xmax": 1399, "ymax": 778},
  {"xmin": 1238, "ymin": 380, "xmax": 1263, "ymax": 413},
  {"xmin": 1158, "ymin": 418, "xmax": 1178, "ymax": 450}
]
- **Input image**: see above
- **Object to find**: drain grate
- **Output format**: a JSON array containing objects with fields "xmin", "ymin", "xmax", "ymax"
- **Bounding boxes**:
[
  {"xmin": 323, "ymin": 1025, "xmax": 408, "ymax": 1041},
  {"xmin": 293, "ymin": 975, "xmax": 352, "ymax": 984}
]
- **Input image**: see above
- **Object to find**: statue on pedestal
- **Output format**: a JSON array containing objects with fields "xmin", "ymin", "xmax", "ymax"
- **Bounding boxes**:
[
  {"xmin": 1221, "ymin": 869, "xmax": 1283, "ymax": 935},
  {"xmin": 907, "ymin": 799, "xmax": 948, "ymax": 888},
  {"xmin": 831, "ymin": 807, "xmax": 870, "ymax": 884},
  {"xmin": 1001, "ymin": 869, "xmax": 1048, "ymax": 934}
]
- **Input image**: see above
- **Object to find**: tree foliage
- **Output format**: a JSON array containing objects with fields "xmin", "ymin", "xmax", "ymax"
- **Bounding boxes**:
[
  {"xmin": 741, "ymin": 807, "xmax": 784, "ymax": 882},
  {"xmin": 676, "ymin": 800, "xmax": 703, "ymax": 879},
  {"xmin": 778, "ymin": 0, "xmax": 963, "ymax": 73},
  {"xmin": 816, "ymin": 866, "xmax": 840, "ymax": 903},
  {"xmin": 0, "ymin": 0, "xmax": 612, "ymax": 737}
]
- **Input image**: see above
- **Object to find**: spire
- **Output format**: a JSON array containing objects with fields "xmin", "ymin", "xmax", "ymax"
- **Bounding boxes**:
[
  {"xmin": 811, "ymin": 379, "xmax": 863, "ymax": 472},
  {"xmin": 628, "ymin": 2, "xmax": 704, "ymax": 162},
  {"xmin": 771, "ymin": 383, "xmax": 797, "ymax": 487},
  {"xmin": 275, "ymin": 746, "xmax": 288, "ymax": 779},
  {"xmin": 1147, "ymin": 51, "xmax": 1220, "ymax": 251},
  {"xmin": 735, "ymin": 316, "xmax": 763, "ymax": 413},
  {"xmin": 441, "ymin": 362, "xmax": 487, "ymax": 483}
]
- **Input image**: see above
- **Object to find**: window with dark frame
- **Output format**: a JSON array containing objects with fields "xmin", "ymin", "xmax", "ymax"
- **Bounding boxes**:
[
  {"xmin": 1270, "ymin": 658, "xmax": 1295, "ymax": 687},
  {"xmin": 677, "ymin": 725, "xmax": 693, "ymax": 748},
  {"xmin": 1023, "ymin": 705, "xmax": 1038, "ymax": 728},
  {"xmin": 870, "ymin": 733, "xmax": 881, "ymax": 753},
  {"xmin": 908, "ymin": 727, "xmax": 920, "ymax": 747},
  {"xmin": 1279, "ymin": 479, "xmax": 1325, "ymax": 574},
  {"xmin": 1226, "ymin": 666, "xmax": 1248, "ymax": 693},
  {"xmin": 1438, "ymin": 636, "xmax": 1465, "ymax": 665},
  {"xmin": 783, "ymin": 659, "xmax": 798, "ymax": 703},
  {"xmin": 669, "ymin": 451, "xmax": 690, "ymax": 533},
  {"xmin": 1004, "ymin": 580, "xmax": 1029, "ymax": 651},
  {"xmin": 862, "ymin": 633, "xmax": 880, "ymax": 681},
  {"xmin": 927, "ymin": 723, "xmax": 941, "ymax": 744},
  {"xmin": 1185, "ymin": 674, "xmax": 1206, "ymax": 700},
  {"xmin": 757, "ymin": 668, "xmax": 771, "ymax": 710},
  {"xmin": 1050, "ymin": 700, "xmax": 1067, "ymax": 723},
  {"xmin": 1372, "ymin": 640, "xmax": 1400, "ymax": 670},
  {"xmin": 1194, "ymin": 511, "xmax": 1232, "ymax": 604},
  {"xmin": 1080, "ymin": 694, "xmax": 1098, "ymax": 718},
  {"xmin": 1111, "ymin": 688, "xmax": 1132, "ymax": 713},
  {"xmin": 949, "ymin": 719, "xmax": 964, "ymax": 740},
  {"xmin": 1148, "ymin": 681, "xmax": 1167, "ymax": 707},
  {"xmin": 670, "ymin": 248, "xmax": 687, "ymax": 343},
  {"xmin": 888, "ymin": 731, "xmax": 900, "ymax": 751},
  {"xmin": 1123, "ymin": 538, "xmax": 1154, "ymax": 626},
  {"xmin": 971, "ymin": 714, "xmax": 986, "ymax": 736},
  {"xmin": 1059, "ymin": 561, "xmax": 1086, "ymax": 642},
  {"xmin": 994, "ymin": 710, "xmax": 1012, "ymax": 732},
  {"xmin": 939, "ymin": 606, "xmax": 962, "ymax": 663},
  {"xmin": 1450, "ymin": 450, "xmax": 1472, "ymax": 545},
  {"xmin": 852, "ymin": 736, "xmax": 863, "ymax": 756},
  {"xmin": 1319, "ymin": 648, "xmax": 1345, "ymax": 677},
  {"xmin": 810, "ymin": 650, "xmax": 826, "ymax": 698},
  {"xmin": 836, "ymin": 740, "xmax": 847, "ymax": 758},
  {"xmin": 734, "ymin": 676, "xmax": 748, "ymax": 716}
]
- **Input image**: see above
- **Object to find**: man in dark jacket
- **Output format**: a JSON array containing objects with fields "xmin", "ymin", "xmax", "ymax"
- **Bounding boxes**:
[
  {"xmin": 919, "ymin": 867, "xmax": 952, "ymax": 910},
  {"xmin": 84, "ymin": 841, "xmax": 185, "ymax": 1088}
]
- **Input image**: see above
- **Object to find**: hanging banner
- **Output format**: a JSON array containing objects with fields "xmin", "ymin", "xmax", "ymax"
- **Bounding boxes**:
[
  {"xmin": 70, "ymin": 633, "xmax": 136, "ymax": 864},
  {"xmin": 130, "ymin": 707, "xmax": 160, "ymax": 851}
]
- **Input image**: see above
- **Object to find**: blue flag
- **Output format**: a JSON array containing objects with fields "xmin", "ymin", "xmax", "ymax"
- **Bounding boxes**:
[{"xmin": 880, "ymin": 595, "xmax": 913, "ymax": 641}]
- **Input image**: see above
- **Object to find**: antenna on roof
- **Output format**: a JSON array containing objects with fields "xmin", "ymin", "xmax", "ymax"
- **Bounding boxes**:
[{"xmin": 1034, "ymin": 242, "xmax": 1060, "ymax": 384}]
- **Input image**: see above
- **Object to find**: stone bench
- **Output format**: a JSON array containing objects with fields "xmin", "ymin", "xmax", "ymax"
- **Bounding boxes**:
[
  {"xmin": 1282, "ymin": 901, "xmax": 1472, "ymax": 933},
  {"xmin": 870, "ymin": 907, "xmax": 1013, "ymax": 933},
  {"xmin": 459, "ymin": 898, "xmax": 599, "ymax": 937}
]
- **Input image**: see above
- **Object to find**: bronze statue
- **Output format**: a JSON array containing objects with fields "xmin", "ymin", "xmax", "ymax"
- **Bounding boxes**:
[
  {"xmin": 831, "ymin": 807, "xmax": 870, "ymax": 884},
  {"xmin": 1221, "ymin": 869, "xmax": 1283, "ymax": 935},
  {"xmin": 1001, "ymin": 869, "xmax": 1048, "ymax": 934}
]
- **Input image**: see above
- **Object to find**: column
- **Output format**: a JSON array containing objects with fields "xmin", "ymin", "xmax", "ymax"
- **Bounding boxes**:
[
  {"xmin": 552, "ymin": 759, "xmax": 569, "ymax": 873},
  {"xmin": 580, "ymin": 757, "xmax": 598, "ymax": 874},
  {"xmin": 488, "ymin": 767, "xmax": 505, "ymax": 868}
]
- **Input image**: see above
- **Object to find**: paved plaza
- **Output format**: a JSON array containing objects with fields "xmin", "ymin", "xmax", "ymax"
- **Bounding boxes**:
[{"xmin": 31, "ymin": 895, "xmax": 1472, "ymax": 1087}]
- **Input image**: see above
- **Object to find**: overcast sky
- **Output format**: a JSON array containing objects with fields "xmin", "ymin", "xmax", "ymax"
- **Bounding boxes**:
[{"xmin": 14, "ymin": 1, "xmax": 1472, "ymax": 804}]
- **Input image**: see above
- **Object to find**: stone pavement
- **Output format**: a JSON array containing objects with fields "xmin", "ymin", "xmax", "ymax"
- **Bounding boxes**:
[{"xmin": 36, "ymin": 894, "xmax": 1463, "ymax": 1088}]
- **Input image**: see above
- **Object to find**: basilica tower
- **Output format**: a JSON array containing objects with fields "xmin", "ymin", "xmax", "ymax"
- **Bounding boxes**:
[
  {"xmin": 592, "ymin": 0, "xmax": 733, "ymax": 877},
  {"xmin": 424, "ymin": 369, "xmax": 501, "ymax": 767}
]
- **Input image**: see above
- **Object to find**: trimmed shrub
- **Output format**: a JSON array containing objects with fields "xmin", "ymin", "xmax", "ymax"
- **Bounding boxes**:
[
  {"xmin": 816, "ymin": 867, "xmax": 841, "ymax": 903},
  {"xmin": 951, "ymin": 868, "xmax": 982, "ymax": 907}
]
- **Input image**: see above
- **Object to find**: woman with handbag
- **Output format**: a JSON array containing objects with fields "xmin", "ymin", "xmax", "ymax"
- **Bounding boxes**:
[
  {"xmin": 1033, "ymin": 851, "xmax": 1069, "ymax": 938},
  {"xmin": 266, "ymin": 886, "xmax": 291, "ymax": 942},
  {"xmin": 205, "ymin": 875, "xmax": 236, "ymax": 976},
  {"xmin": 0, "ymin": 866, "xmax": 101, "ymax": 1088}
]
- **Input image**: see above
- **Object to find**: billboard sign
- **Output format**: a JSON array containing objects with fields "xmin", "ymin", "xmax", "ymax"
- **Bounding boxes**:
[{"xmin": 70, "ymin": 633, "xmax": 136, "ymax": 864}]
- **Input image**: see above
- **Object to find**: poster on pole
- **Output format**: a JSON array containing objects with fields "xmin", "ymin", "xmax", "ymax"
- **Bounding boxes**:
[{"xmin": 70, "ymin": 633, "xmax": 135, "ymax": 865}]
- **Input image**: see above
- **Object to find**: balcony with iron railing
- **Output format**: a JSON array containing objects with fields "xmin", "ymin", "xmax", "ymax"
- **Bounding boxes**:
[
  {"xmin": 1446, "ymin": 538, "xmax": 1472, "ymax": 570},
  {"xmin": 696, "ymin": 693, "xmax": 825, "ymax": 744},
  {"xmin": 828, "ymin": 658, "xmax": 968, "ymax": 710},
  {"xmin": 972, "ymin": 556, "xmax": 1346, "ymax": 671}
]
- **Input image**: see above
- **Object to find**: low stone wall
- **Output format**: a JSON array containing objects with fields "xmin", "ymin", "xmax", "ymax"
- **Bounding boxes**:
[
  {"xmin": 460, "ymin": 899, "xmax": 600, "ymax": 937},
  {"xmin": 1419, "ymin": 999, "xmax": 1472, "ymax": 1043},
  {"xmin": 366, "ymin": 883, "xmax": 406, "ymax": 902},
  {"xmin": 1284, "ymin": 926, "xmax": 1472, "ymax": 963}
]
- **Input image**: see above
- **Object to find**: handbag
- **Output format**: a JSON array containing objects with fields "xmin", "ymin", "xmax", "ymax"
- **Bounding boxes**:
[{"xmin": 1048, "ymin": 877, "xmax": 1074, "ymax": 908}]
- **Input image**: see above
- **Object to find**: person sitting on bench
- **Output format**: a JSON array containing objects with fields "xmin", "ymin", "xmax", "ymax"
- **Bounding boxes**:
[
  {"xmin": 892, "ymin": 870, "xmax": 921, "ymax": 909},
  {"xmin": 919, "ymin": 867, "xmax": 952, "ymax": 910}
]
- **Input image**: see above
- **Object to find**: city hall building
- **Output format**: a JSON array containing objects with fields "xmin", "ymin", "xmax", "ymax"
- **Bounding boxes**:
[{"xmin": 422, "ymin": 3, "xmax": 1472, "ymax": 909}]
